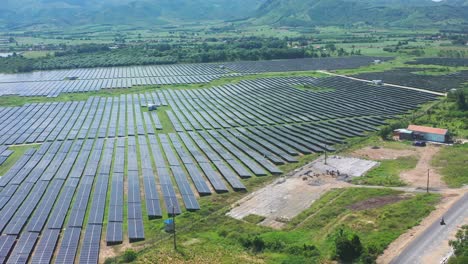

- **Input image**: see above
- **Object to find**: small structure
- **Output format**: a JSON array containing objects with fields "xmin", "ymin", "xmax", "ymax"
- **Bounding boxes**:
[
  {"xmin": 148, "ymin": 103, "xmax": 157, "ymax": 111},
  {"xmin": 394, "ymin": 129, "xmax": 413, "ymax": 141},
  {"xmin": 407, "ymin": 125, "xmax": 449, "ymax": 143},
  {"xmin": 374, "ymin": 59, "xmax": 382, "ymax": 64},
  {"xmin": 372, "ymin": 80, "xmax": 383, "ymax": 85},
  {"xmin": 164, "ymin": 219, "xmax": 175, "ymax": 233}
]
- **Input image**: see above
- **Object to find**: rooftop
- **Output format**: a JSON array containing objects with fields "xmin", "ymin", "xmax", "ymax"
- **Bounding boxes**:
[{"xmin": 407, "ymin": 125, "xmax": 448, "ymax": 135}]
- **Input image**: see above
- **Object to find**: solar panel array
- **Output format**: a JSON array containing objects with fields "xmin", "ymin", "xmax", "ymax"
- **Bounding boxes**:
[
  {"xmin": 0, "ymin": 57, "xmax": 388, "ymax": 97},
  {"xmin": 0, "ymin": 146, "xmax": 13, "ymax": 166},
  {"xmin": 0, "ymin": 75, "xmax": 439, "ymax": 263}
]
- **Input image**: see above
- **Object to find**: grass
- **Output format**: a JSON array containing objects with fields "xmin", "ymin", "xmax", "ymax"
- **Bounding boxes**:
[
  {"xmin": 109, "ymin": 187, "xmax": 439, "ymax": 264},
  {"xmin": 0, "ymin": 144, "xmax": 39, "ymax": 176},
  {"xmin": 341, "ymin": 135, "xmax": 414, "ymax": 155},
  {"xmin": 412, "ymin": 100, "xmax": 468, "ymax": 139},
  {"xmin": 154, "ymin": 106, "xmax": 176, "ymax": 134},
  {"xmin": 21, "ymin": 51, "xmax": 54, "ymax": 59},
  {"xmin": 432, "ymin": 144, "xmax": 468, "ymax": 188},
  {"xmin": 243, "ymin": 214, "xmax": 266, "ymax": 224},
  {"xmin": 352, "ymin": 156, "xmax": 418, "ymax": 187},
  {"xmin": 282, "ymin": 188, "xmax": 439, "ymax": 260}
]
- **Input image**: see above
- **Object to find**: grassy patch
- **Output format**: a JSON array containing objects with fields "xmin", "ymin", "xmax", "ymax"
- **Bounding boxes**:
[
  {"xmin": 21, "ymin": 51, "xmax": 54, "ymax": 59},
  {"xmin": 243, "ymin": 214, "xmax": 266, "ymax": 224},
  {"xmin": 341, "ymin": 135, "xmax": 413, "ymax": 154},
  {"xmin": 109, "ymin": 187, "xmax": 439, "ymax": 264},
  {"xmin": 352, "ymin": 156, "xmax": 418, "ymax": 187},
  {"xmin": 283, "ymin": 188, "xmax": 439, "ymax": 260},
  {"xmin": 412, "ymin": 99, "xmax": 468, "ymax": 138},
  {"xmin": 155, "ymin": 106, "xmax": 176, "ymax": 134},
  {"xmin": 0, "ymin": 144, "xmax": 39, "ymax": 176},
  {"xmin": 432, "ymin": 144, "xmax": 468, "ymax": 188},
  {"xmin": 411, "ymin": 67, "xmax": 461, "ymax": 76}
]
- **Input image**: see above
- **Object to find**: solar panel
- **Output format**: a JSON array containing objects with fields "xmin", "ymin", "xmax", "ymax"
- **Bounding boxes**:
[
  {"xmin": 79, "ymin": 225, "xmax": 101, "ymax": 264},
  {"xmin": 55, "ymin": 227, "xmax": 81, "ymax": 264},
  {"xmin": 106, "ymin": 222, "xmax": 123, "ymax": 245},
  {"xmin": 128, "ymin": 219, "xmax": 145, "ymax": 242},
  {"xmin": 30, "ymin": 229, "xmax": 60, "ymax": 264},
  {"xmin": 0, "ymin": 235, "xmax": 16, "ymax": 263},
  {"xmin": 7, "ymin": 232, "xmax": 39, "ymax": 263}
]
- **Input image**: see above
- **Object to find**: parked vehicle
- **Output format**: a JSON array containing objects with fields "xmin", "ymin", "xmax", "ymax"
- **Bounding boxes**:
[{"xmin": 413, "ymin": 141, "xmax": 426, "ymax": 147}]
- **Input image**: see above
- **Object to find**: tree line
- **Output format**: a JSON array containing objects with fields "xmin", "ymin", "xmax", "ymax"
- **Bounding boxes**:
[{"xmin": 0, "ymin": 38, "xmax": 359, "ymax": 73}]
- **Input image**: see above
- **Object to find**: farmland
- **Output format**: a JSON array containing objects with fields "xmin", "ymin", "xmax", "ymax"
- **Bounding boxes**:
[{"xmin": 0, "ymin": 56, "xmax": 461, "ymax": 264}]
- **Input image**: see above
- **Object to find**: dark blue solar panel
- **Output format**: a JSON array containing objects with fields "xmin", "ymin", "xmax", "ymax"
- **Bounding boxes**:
[
  {"xmin": 7, "ymin": 232, "xmax": 38, "ymax": 263},
  {"xmin": 108, "ymin": 205, "xmax": 123, "ymax": 223},
  {"xmin": 0, "ymin": 235, "xmax": 16, "ymax": 263},
  {"xmin": 106, "ymin": 222, "xmax": 123, "ymax": 245},
  {"xmin": 55, "ymin": 227, "xmax": 81, "ymax": 264},
  {"xmin": 128, "ymin": 219, "xmax": 145, "ymax": 242},
  {"xmin": 79, "ymin": 225, "xmax": 101, "ymax": 264},
  {"xmin": 30, "ymin": 229, "xmax": 60, "ymax": 264}
]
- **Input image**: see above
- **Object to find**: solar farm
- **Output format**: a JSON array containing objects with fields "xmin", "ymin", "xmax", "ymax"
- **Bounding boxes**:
[
  {"xmin": 354, "ymin": 68, "xmax": 468, "ymax": 93},
  {"xmin": 0, "ymin": 57, "xmax": 389, "ymax": 97},
  {"xmin": 0, "ymin": 57, "xmax": 443, "ymax": 263}
]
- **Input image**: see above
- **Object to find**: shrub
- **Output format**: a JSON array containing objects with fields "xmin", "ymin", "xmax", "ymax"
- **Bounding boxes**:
[
  {"xmin": 334, "ymin": 229, "xmax": 363, "ymax": 262},
  {"xmin": 122, "ymin": 249, "xmax": 137, "ymax": 262}
]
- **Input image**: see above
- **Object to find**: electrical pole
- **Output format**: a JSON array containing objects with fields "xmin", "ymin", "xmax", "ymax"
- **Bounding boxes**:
[
  {"xmin": 426, "ymin": 169, "xmax": 430, "ymax": 194},
  {"xmin": 173, "ymin": 205, "xmax": 177, "ymax": 251}
]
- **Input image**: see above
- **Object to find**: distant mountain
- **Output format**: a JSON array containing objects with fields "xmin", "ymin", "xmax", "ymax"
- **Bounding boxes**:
[
  {"xmin": 1, "ymin": 0, "xmax": 467, "ymax": 30},
  {"xmin": 0, "ymin": 0, "xmax": 265, "ymax": 29},
  {"xmin": 252, "ymin": 0, "xmax": 468, "ymax": 27}
]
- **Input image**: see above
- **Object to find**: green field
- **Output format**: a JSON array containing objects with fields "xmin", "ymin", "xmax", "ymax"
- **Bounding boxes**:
[
  {"xmin": 104, "ymin": 188, "xmax": 439, "ymax": 264},
  {"xmin": 352, "ymin": 156, "xmax": 418, "ymax": 187},
  {"xmin": 432, "ymin": 144, "xmax": 468, "ymax": 188}
]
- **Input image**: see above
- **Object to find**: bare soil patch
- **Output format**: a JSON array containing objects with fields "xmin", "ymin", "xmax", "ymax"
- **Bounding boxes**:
[
  {"xmin": 352, "ymin": 145, "xmax": 447, "ymax": 189},
  {"xmin": 227, "ymin": 156, "xmax": 377, "ymax": 229},
  {"xmin": 352, "ymin": 146, "xmax": 418, "ymax": 160},
  {"xmin": 400, "ymin": 145, "xmax": 447, "ymax": 189},
  {"xmin": 348, "ymin": 194, "xmax": 410, "ymax": 211}
]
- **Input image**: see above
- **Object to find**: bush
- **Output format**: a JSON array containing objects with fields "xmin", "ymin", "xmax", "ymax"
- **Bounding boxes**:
[
  {"xmin": 449, "ymin": 225, "xmax": 468, "ymax": 258},
  {"xmin": 122, "ymin": 249, "xmax": 137, "ymax": 262},
  {"xmin": 252, "ymin": 236, "xmax": 265, "ymax": 253},
  {"xmin": 378, "ymin": 120, "xmax": 409, "ymax": 140},
  {"xmin": 334, "ymin": 229, "xmax": 363, "ymax": 262}
]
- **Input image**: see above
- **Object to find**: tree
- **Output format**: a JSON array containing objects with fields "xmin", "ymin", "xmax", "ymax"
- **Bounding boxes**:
[
  {"xmin": 122, "ymin": 249, "xmax": 137, "ymax": 262},
  {"xmin": 450, "ymin": 225, "xmax": 468, "ymax": 257},
  {"xmin": 455, "ymin": 91, "xmax": 467, "ymax": 111},
  {"xmin": 334, "ymin": 229, "xmax": 363, "ymax": 262}
]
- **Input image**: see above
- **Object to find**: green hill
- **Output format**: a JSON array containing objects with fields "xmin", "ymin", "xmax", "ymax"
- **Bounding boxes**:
[
  {"xmin": 0, "ymin": 0, "xmax": 265, "ymax": 29},
  {"xmin": 252, "ymin": 0, "xmax": 468, "ymax": 28}
]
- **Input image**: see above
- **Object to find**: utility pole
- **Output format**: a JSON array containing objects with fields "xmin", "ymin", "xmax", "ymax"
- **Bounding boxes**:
[
  {"xmin": 173, "ymin": 205, "xmax": 177, "ymax": 251},
  {"xmin": 324, "ymin": 151, "xmax": 328, "ymax": 165},
  {"xmin": 426, "ymin": 169, "xmax": 430, "ymax": 193}
]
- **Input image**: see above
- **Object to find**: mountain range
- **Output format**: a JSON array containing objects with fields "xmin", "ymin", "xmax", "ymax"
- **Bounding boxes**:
[
  {"xmin": 0, "ymin": 0, "xmax": 467, "ymax": 29},
  {"xmin": 253, "ymin": 0, "xmax": 468, "ymax": 27}
]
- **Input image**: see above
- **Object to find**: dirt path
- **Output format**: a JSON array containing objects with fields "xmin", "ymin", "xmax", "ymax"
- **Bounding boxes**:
[
  {"xmin": 352, "ymin": 145, "xmax": 447, "ymax": 190},
  {"xmin": 400, "ymin": 145, "xmax": 447, "ymax": 189}
]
